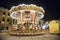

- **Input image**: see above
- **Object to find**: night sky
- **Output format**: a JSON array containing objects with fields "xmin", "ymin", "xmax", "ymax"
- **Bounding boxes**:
[{"xmin": 0, "ymin": 0, "xmax": 60, "ymax": 20}]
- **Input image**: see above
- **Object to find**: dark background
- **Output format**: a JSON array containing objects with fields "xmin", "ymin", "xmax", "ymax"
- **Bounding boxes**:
[{"xmin": 0, "ymin": 0, "xmax": 60, "ymax": 20}]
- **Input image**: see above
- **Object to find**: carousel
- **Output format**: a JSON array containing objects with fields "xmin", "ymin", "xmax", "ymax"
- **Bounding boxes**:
[{"xmin": 8, "ymin": 4, "xmax": 45, "ymax": 35}]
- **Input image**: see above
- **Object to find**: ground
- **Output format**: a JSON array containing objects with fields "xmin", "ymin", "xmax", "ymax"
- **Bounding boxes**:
[{"xmin": 0, "ymin": 33, "xmax": 60, "ymax": 40}]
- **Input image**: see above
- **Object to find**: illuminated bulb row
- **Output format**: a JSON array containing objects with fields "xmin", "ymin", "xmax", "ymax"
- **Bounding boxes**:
[{"xmin": 10, "ymin": 4, "xmax": 45, "ymax": 13}]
